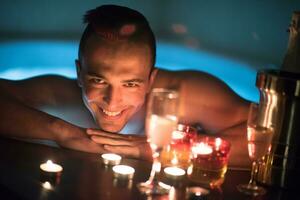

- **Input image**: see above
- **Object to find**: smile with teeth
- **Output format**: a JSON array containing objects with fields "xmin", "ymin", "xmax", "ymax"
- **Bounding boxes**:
[{"xmin": 102, "ymin": 109, "xmax": 122, "ymax": 117}]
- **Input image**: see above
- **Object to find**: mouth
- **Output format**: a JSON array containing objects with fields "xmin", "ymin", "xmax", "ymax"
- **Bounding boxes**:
[
  {"xmin": 102, "ymin": 109, "xmax": 122, "ymax": 117},
  {"xmin": 100, "ymin": 108, "xmax": 125, "ymax": 120}
]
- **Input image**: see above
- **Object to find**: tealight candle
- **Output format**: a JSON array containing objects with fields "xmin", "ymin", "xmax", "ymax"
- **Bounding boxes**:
[
  {"xmin": 40, "ymin": 160, "xmax": 63, "ymax": 173},
  {"xmin": 101, "ymin": 153, "xmax": 122, "ymax": 165},
  {"xmin": 112, "ymin": 165, "xmax": 135, "ymax": 179},
  {"xmin": 164, "ymin": 166, "xmax": 186, "ymax": 177}
]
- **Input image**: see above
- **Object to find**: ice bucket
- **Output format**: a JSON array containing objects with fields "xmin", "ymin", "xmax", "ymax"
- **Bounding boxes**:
[{"xmin": 255, "ymin": 70, "xmax": 300, "ymax": 189}]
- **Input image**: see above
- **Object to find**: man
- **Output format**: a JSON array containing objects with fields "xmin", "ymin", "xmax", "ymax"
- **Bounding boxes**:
[{"xmin": 0, "ymin": 5, "xmax": 250, "ymax": 167}]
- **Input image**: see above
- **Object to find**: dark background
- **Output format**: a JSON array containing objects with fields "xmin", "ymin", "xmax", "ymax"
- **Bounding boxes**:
[{"xmin": 1, "ymin": 0, "xmax": 299, "ymax": 66}]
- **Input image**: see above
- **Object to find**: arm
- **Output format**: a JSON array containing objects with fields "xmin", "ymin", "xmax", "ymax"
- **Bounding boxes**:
[
  {"xmin": 215, "ymin": 121, "xmax": 251, "ymax": 168},
  {"xmin": 152, "ymin": 69, "xmax": 251, "ymax": 168},
  {"xmin": 172, "ymin": 70, "xmax": 251, "ymax": 168},
  {"xmin": 0, "ymin": 76, "xmax": 104, "ymax": 153}
]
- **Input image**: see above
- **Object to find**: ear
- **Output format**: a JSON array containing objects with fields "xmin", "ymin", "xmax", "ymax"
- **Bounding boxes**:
[
  {"xmin": 147, "ymin": 67, "xmax": 158, "ymax": 93},
  {"xmin": 75, "ymin": 59, "xmax": 83, "ymax": 87}
]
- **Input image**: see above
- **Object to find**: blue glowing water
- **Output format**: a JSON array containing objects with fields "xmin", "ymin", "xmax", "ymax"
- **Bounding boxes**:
[{"xmin": 0, "ymin": 40, "xmax": 259, "ymax": 102}]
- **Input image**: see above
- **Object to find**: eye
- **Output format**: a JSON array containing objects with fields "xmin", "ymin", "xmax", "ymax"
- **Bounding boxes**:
[
  {"xmin": 91, "ymin": 78, "xmax": 105, "ymax": 84},
  {"xmin": 124, "ymin": 82, "xmax": 139, "ymax": 87}
]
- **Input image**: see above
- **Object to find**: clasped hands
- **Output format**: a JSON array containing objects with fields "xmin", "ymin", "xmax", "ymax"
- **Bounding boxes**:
[{"xmin": 87, "ymin": 128, "xmax": 152, "ymax": 161}]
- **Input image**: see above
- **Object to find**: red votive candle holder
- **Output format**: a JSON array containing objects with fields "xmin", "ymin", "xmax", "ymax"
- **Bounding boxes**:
[{"xmin": 188, "ymin": 136, "xmax": 231, "ymax": 188}]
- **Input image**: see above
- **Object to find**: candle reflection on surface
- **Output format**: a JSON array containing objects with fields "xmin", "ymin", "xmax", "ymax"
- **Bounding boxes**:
[
  {"xmin": 42, "ymin": 181, "xmax": 52, "ymax": 190},
  {"xmin": 185, "ymin": 186, "xmax": 210, "ymax": 199}
]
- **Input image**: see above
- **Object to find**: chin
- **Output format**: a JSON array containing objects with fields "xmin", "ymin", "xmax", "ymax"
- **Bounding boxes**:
[
  {"xmin": 93, "ymin": 108, "xmax": 135, "ymax": 133},
  {"xmin": 98, "ymin": 122, "xmax": 125, "ymax": 133}
]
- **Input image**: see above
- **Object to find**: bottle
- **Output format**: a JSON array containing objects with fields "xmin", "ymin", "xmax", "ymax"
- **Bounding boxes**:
[{"xmin": 281, "ymin": 11, "xmax": 300, "ymax": 73}]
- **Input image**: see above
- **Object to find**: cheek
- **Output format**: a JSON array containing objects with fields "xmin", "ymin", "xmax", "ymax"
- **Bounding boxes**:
[
  {"xmin": 83, "ymin": 86, "xmax": 103, "ymax": 102},
  {"xmin": 124, "ymin": 89, "xmax": 147, "ymax": 106}
]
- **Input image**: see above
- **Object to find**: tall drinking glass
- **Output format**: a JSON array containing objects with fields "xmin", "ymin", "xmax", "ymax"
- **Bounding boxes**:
[
  {"xmin": 237, "ymin": 103, "xmax": 274, "ymax": 196},
  {"xmin": 137, "ymin": 88, "xmax": 179, "ymax": 195}
]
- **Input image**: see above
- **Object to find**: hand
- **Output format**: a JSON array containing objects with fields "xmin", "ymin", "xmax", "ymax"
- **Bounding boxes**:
[
  {"xmin": 87, "ymin": 129, "xmax": 152, "ymax": 161},
  {"xmin": 55, "ymin": 124, "xmax": 106, "ymax": 154}
]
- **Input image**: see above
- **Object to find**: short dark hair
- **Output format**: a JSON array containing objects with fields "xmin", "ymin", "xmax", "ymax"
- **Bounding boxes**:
[{"xmin": 78, "ymin": 5, "xmax": 156, "ymax": 67}]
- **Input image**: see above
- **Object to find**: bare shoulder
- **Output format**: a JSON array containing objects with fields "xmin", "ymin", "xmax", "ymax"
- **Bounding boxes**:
[
  {"xmin": 154, "ymin": 68, "xmax": 238, "ymax": 96},
  {"xmin": 0, "ymin": 75, "xmax": 81, "ymax": 107},
  {"xmin": 179, "ymin": 70, "xmax": 242, "ymax": 101}
]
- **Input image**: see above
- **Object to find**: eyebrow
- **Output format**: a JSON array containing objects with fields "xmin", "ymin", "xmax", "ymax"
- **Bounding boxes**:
[
  {"xmin": 122, "ymin": 79, "xmax": 145, "ymax": 83},
  {"xmin": 86, "ymin": 72, "xmax": 145, "ymax": 83},
  {"xmin": 86, "ymin": 71, "xmax": 104, "ymax": 77}
]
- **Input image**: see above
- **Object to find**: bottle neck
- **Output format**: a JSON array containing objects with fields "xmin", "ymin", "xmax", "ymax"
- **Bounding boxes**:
[{"xmin": 282, "ymin": 11, "xmax": 300, "ymax": 73}]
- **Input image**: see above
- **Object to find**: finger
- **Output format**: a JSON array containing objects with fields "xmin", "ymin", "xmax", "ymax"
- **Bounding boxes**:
[
  {"xmin": 127, "ymin": 135, "xmax": 147, "ymax": 142},
  {"xmin": 104, "ymin": 145, "xmax": 139, "ymax": 158},
  {"xmin": 87, "ymin": 129, "xmax": 128, "ymax": 139},
  {"xmin": 90, "ymin": 135, "xmax": 134, "ymax": 146},
  {"xmin": 87, "ymin": 129, "xmax": 146, "ymax": 142},
  {"xmin": 61, "ymin": 137, "xmax": 106, "ymax": 154}
]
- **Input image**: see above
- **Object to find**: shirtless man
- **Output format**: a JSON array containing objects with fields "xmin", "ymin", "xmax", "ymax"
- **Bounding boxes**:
[{"xmin": 0, "ymin": 5, "xmax": 250, "ymax": 167}]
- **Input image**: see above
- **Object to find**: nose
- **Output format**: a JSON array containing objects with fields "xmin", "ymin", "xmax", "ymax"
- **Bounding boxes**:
[{"xmin": 103, "ymin": 85, "xmax": 122, "ymax": 106}]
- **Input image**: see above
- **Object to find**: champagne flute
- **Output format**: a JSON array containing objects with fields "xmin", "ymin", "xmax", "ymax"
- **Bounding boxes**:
[
  {"xmin": 137, "ymin": 88, "xmax": 179, "ymax": 195},
  {"xmin": 237, "ymin": 102, "xmax": 274, "ymax": 196}
]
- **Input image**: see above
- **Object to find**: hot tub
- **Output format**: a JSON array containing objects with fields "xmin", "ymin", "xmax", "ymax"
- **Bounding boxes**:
[{"xmin": 0, "ymin": 40, "xmax": 259, "ymax": 102}]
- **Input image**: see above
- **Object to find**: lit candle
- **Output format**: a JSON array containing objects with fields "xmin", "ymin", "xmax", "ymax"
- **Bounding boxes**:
[
  {"xmin": 112, "ymin": 165, "xmax": 135, "ymax": 179},
  {"xmin": 101, "ymin": 153, "xmax": 122, "ymax": 165},
  {"xmin": 164, "ymin": 166, "xmax": 186, "ymax": 177},
  {"xmin": 188, "ymin": 136, "xmax": 231, "ymax": 188},
  {"xmin": 192, "ymin": 142, "xmax": 213, "ymax": 155},
  {"xmin": 40, "ymin": 160, "xmax": 63, "ymax": 173},
  {"xmin": 171, "ymin": 155, "xmax": 179, "ymax": 165}
]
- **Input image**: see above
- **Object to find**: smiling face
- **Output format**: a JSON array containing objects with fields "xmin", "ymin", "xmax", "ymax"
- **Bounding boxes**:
[{"xmin": 77, "ymin": 34, "xmax": 156, "ymax": 132}]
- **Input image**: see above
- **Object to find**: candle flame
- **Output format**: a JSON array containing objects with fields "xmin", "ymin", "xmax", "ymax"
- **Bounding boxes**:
[
  {"xmin": 46, "ymin": 160, "xmax": 53, "ymax": 165},
  {"xmin": 40, "ymin": 160, "xmax": 63, "ymax": 173},
  {"xmin": 171, "ymin": 154, "xmax": 178, "ymax": 165},
  {"xmin": 172, "ymin": 131, "xmax": 184, "ymax": 140},
  {"xmin": 192, "ymin": 142, "xmax": 213, "ymax": 155},
  {"xmin": 215, "ymin": 138, "xmax": 222, "ymax": 151}
]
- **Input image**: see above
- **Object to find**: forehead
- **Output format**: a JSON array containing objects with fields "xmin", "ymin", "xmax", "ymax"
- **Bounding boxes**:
[{"xmin": 81, "ymin": 35, "xmax": 152, "ymax": 78}]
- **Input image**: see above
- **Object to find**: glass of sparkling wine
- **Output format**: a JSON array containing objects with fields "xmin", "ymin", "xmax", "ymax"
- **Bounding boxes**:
[
  {"xmin": 137, "ymin": 88, "xmax": 179, "ymax": 195},
  {"xmin": 237, "ymin": 102, "xmax": 274, "ymax": 196}
]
